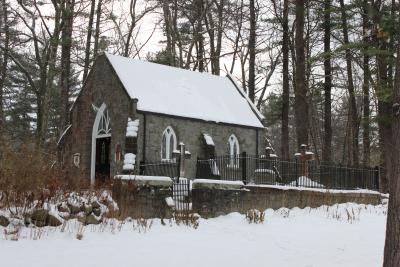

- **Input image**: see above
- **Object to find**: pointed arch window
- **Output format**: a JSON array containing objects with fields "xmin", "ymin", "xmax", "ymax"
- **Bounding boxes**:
[
  {"xmin": 228, "ymin": 134, "xmax": 240, "ymax": 167},
  {"xmin": 96, "ymin": 108, "xmax": 111, "ymax": 138},
  {"xmin": 161, "ymin": 126, "xmax": 177, "ymax": 160}
]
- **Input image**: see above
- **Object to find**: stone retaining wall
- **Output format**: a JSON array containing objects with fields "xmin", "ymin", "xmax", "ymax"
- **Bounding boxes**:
[
  {"xmin": 112, "ymin": 176, "xmax": 173, "ymax": 219},
  {"xmin": 113, "ymin": 177, "xmax": 385, "ymax": 219},
  {"xmin": 192, "ymin": 180, "xmax": 385, "ymax": 218}
]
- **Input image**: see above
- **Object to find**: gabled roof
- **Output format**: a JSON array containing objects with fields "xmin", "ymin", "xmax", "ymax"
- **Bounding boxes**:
[{"xmin": 105, "ymin": 53, "xmax": 265, "ymax": 129}]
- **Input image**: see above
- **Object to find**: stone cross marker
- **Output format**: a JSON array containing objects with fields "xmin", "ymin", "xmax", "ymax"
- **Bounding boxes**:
[
  {"xmin": 294, "ymin": 144, "xmax": 314, "ymax": 178},
  {"xmin": 173, "ymin": 142, "xmax": 191, "ymax": 179}
]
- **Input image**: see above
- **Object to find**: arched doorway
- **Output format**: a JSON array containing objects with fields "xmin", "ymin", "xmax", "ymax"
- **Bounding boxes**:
[{"xmin": 91, "ymin": 103, "xmax": 111, "ymax": 185}]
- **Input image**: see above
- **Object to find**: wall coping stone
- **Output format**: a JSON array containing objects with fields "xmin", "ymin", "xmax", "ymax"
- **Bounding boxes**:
[
  {"xmin": 192, "ymin": 179, "xmax": 245, "ymax": 190},
  {"xmin": 114, "ymin": 175, "xmax": 172, "ymax": 187},
  {"xmin": 245, "ymin": 183, "xmax": 387, "ymax": 197}
]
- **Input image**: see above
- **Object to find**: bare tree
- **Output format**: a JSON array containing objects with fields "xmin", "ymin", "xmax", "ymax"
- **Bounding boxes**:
[
  {"xmin": 93, "ymin": 0, "xmax": 103, "ymax": 58},
  {"xmin": 82, "ymin": 0, "xmax": 96, "ymax": 83},
  {"xmin": 204, "ymin": 0, "xmax": 225, "ymax": 75},
  {"xmin": 4, "ymin": 0, "xmax": 63, "ymax": 144}
]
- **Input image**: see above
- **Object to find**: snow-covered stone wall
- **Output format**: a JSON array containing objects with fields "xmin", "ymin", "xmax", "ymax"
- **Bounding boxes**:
[{"xmin": 192, "ymin": 180, "xmax": 386, "ymax": 218}]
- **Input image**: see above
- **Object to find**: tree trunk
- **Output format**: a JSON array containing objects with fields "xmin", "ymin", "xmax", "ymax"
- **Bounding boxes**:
[
  {"xmin": 294, "ymin": 0, "xmax": 309, "ymax": 147},
  {"xmin": 214, "ymin": 0, "xmax": 224, "ymax": 75},
  {"xmin": 124, "ymin": 0, "xmax": 137, "ymax": 57},
  {"xmin": 339, "ymin": 0, "xmax": 359, "ymax": 166},
  {"xmin": 322, "ymin": 0, "xmax": 332, "ymax": 163},
  {"xmin": 0, "ymin": 0, "xmax": 9, "ymax": 136},
  {"xmin": 248, "ymin": 0, "xmax": 256, "ymax": 102},
  {"xmin": 362, "ymin": 0, "xmax": 370, "ymax": 166},
  {"xmin": 38, "ymin": 3, "xmax": 62, "ymax": 145},
  {"xmin": 59, "ymin": 0, "xmax": 75, "ymax": 133},
  {"xmin": 382, "ymin": 31, "xmax": 400, "ymax": 267},
  {"xmin": 205, "ymin": 0, "xmax": 224, "ymax": 75},
  {"xmin": 162, "ymin": 0, "xmax": 175, "ymax": 66},
  {"xmin": 196, "ymin": 0, "xmax": 204, "ymax": 72},
  {"xmin": 93, "ymin": 0, "xmax": 102, "ymax": 58},
  {"xmin": 82, "ymin": 0, "xmax": 96, "ymax": 83},
  {"xmin": 372, "ymin": 0, "xmax": 392, "ymax": 191},
  {"xmin": 281, "ymin": 0, "xmax": 290, "ymax": 160}
]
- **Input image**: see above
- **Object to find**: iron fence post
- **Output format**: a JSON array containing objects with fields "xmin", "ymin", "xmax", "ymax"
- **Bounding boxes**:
[
  {"xmin": 374, "ymin": 166, "xmax": 380, "ymax": 191},
  {"xmin": 241, "ymin": 151, "xmax": 247, "ymax": 184},
  {"xmin": 295, "ymin": 158, "xmax": 298, "ymax": 187}
]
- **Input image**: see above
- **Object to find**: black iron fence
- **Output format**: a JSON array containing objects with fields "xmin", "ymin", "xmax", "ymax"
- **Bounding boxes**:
[
  {"xmin": 138, "ymin": 154, "xmax": 379, "ymax": 191},
  {"xmin": 196, "ymin": 153, "xmax": 379, "ymax": 190},
  {"xmin": 139, "ymin": 160, "xmax": 192, "ymax": 214},
  {"xmin": 139, "ymin": 160, "xmax": 179, "ymax": 177},
  {"xmin": 172, "ymin": 178, "xmax": 192, "ymax": 212}
]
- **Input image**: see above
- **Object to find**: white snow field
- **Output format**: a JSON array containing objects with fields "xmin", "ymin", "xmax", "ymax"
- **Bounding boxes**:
[{"xmin": 0, "ymin": 203, "xmax": 387, "ymax": 267}]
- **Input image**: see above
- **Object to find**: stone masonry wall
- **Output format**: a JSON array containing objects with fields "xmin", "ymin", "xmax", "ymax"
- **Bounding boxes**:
[
  {"xmin": 141, "ymin": 113, "xmax": 264, "ymax": 178},
  {"xmin": 112, "ymin": 178, "xmax": 172, "ymax": 219},
  {"xmin": 61, "ymin": 55, "xmax": 132, "ymax": 180},
  {"xmin": 61, "ymin": 54, "xmax": 265, "ymax": 182},
  {"xmin": 192, "ymin": 182, "xmax": 384, "ymax": 218}
]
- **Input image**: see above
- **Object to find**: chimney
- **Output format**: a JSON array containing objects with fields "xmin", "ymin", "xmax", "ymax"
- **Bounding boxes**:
[{"xmin": 130, "ymin": 98, "xmax": 139, "ymax": 118}]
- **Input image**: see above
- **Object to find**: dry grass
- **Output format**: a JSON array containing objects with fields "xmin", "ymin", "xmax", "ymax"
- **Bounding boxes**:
[{"xmin": 246, "ymin": 209, "xmax": 265, "ymax": 224}]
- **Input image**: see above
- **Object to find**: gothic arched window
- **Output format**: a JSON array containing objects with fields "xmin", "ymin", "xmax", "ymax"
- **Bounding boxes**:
[
  {"xmin": 161, "ymin": 126, "xmax": 177, "ymax": 160},
  {"xmin": 228, "ymin": 134, "xmax": 240, "ymax": 166}
]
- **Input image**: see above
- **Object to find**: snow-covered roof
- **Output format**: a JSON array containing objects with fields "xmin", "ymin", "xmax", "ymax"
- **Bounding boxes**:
[{"xmin": 105, "ymin": 53, "xmax": 264, "ymax": 128}]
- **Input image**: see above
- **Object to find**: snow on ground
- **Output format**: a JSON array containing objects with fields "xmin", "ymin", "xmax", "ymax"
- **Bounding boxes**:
[{"xmin": 0, "ymin": 203, "xmax": 387, "ymax": 267}]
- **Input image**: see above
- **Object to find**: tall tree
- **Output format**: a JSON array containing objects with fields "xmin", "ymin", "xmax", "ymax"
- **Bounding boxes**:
[
  {"xmin": 248, "ymin": 0, "xmax": 256, "ymax": 102},
  {"xmin": 362, "ymin": 0, "xmax": 370, "ymax": 166},
  {"xmin": 0, "ymin": 0, "xmax": 9, "ymax": 137},
  {"xmin": 204, "ymin": 0, "xmax": 225, "ymax": 75},
  {"xmin": 294, "ymin": 0, "xmax": 309, "ymax": 147},
  {"xmin": 6, "ymin": 1, "xmax": 63, "ymax": 144},
  {"xmin": 162, "ymin": 0, "xmax": 176, "ymax": 66},
  {"xmin": 322, "ymin": 0, "xmax": 332, "ymax": 163},
  {"xmin": 194, "ymin": 0, "xmax": 205, "ymax": 72},
  {"xmin": 281, "ymin": 0, "xmax": 290, "ymax": 159},
  {"xmin": 82, "ymin": 0, "xmax": 96, "ymax": 83},
  {"xmin": 339, "ymin": 0, "xmax": 359, "ymax": 166},
  {"xmin": 59, "ymin": 0, "xmax": 75, "ymax": 133},
  {"xmin": 373, "ymin": 0, "xmax": 392, "ymax": 191},
  {"xmin": 383, "ymin": 18, "xmax": 400, "ymax": 265},
  {"xmin": 93, "ymin": 0, "xmax": 103, "ymax": 58}
]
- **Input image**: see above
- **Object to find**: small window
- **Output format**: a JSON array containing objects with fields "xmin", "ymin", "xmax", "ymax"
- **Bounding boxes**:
[
  {"xmin": 228, "ymin": 134, "xmax": 240, "ymax": 167},
  {"xmin": 161, "ymin": 126, "xmax": 177, "ymax": 160}
]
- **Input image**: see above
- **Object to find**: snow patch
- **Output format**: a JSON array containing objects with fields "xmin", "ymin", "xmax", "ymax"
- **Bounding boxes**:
[
  {"xmin": 254, "ymin": 169, "xmax": 275, "ymax": 174},
  {"xmin": 123, "ymin": 153, "xmax": 136, "ymax": 171},
  {"xmin": 0, "ymin": 203, "xmax": 387, "ymax": 267},
  {"xmin": 288, "ymin": 176, "xmax": 324, "ymax": 188},
  {"xmin": 126, "ymin": 118, "xmax": 139, "ymax": 137},
  {"xmin": 203, "ymin": 133, "xmax": 215, "ymax": 146},
  {"xmin": 115, "ymin": 175, "xmax": 173, "ymax": 186}
]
